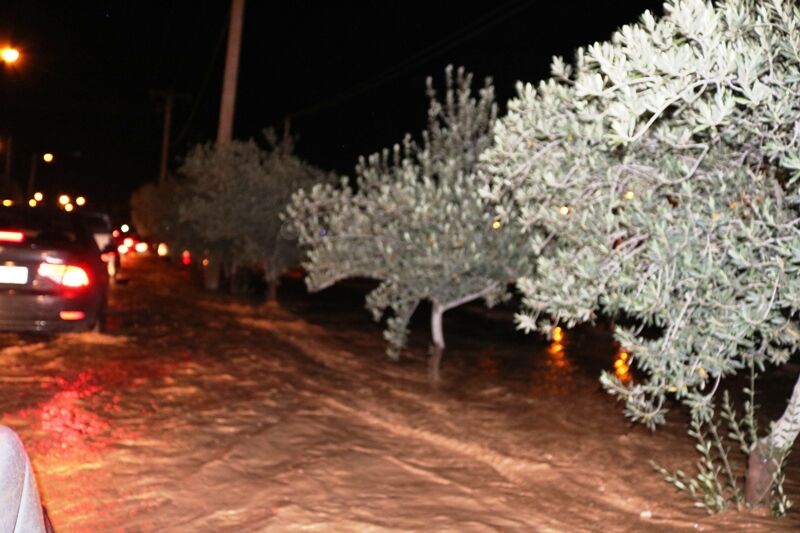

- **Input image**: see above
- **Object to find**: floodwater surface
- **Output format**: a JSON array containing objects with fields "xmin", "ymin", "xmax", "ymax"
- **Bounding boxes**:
[{"xmin": 0, "ymin": 255, "xmax": 798, "ymax": 532}]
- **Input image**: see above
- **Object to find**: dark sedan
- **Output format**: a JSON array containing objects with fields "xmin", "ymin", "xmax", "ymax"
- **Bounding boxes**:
[{"xmin": 0, "ymin": 206, "xmax": 108, "ymax": 332}]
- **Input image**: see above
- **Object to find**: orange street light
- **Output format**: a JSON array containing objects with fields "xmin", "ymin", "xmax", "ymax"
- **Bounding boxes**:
[
  {"xmin": 58, "ymin": 194, "xmax": 70, "ymax": 206},
  {"xmin": 75, "ymin": 196, "xmax": 86, "ymax": 206},
  {"xmin": 33, "ymin": 192, "xmax": 43, "ymax": 202},
  {"xmin": 64, "ymin": 203, "xmax": 74, "ymax": 212},
  {"xmin": 42, "ymin": 153, "xmax": 54, "ymax": 163},
  {"xmin": 1, "ymin": 47, "xmax": 20, "ymax": 64}
]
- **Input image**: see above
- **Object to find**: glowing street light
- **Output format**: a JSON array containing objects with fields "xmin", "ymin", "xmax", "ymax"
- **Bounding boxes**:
[
  {"xmin": 2, "ymin": 199, "xmax": 12, "ymax": 207},
  {"xmin": 121, "ymin": 224, "xmax": 130, "ymax": 233},
  {"xmin": 64, "ymin": 203, "xmax": 74, "ymax": 212},
  {"xmin": 33, "ymin": 192, "xmax": 43, "ymax": 202},
  {"xmin": 42, "ymin": 153, "xmax": 54, "ymax": 163},
  {"xmin": 1, "ymin": 47, "xmax": 20, "ymax": 64},
  {"xmin": 75, "ymin": 196, "xmax": 86, "ymax": 206},
  {"xmin": 28, "ymin": 199, "xmax": 36, "ymax": 207},
  {"xmin": 58, "ymin": 194, "xmax": 70, "ymax": 206}
]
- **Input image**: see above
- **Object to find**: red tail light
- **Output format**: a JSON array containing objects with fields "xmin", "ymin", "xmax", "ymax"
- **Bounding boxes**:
[
  {"xmin": 38, "ymin": 263, "xmax": 91, "ymax": 287},
  {"xmin": 181, "ymin": 250, "xmax": 191, "ymax": 266},
  {"xmin": 0, "ymin": 230, "xmax": 24, "ymax": 243}
]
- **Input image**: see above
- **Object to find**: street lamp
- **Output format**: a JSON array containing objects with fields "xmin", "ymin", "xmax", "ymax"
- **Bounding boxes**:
[
  {"xmin": 58, "ymin": 194, "xmax": 70, "ymax": 206},
  {"xmin": 42, "ymin": 153, "xmax": 54, "ymax": 163},
  {"xmin": 75, "ymin": 196, "xmax": 85, "ymax": 206},
  {"xmin": 1, "ymin": 47, "xmax": 20, "ymax": 64}
]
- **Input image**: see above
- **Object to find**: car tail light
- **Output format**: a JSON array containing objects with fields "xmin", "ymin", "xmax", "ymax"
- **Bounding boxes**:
[
  {"xmin": 100, "ymin": 252, "xmax": 115, "ymax": 263},
  {"xmin": 38, "ymin": 263, "xmax": 91, "ymax": 288},
  {"xmin": 0, "ymin": 230, "xmax": 24, "ymax": 243},
  {"xmin": 117, "ymin": 244, "xmax": 129, "ymax": 255},
  {"xmin": 59, "ymin": 310, "xmax": 86, "ymax": 321},
  {"xmin": 134, "ymin": 242, "xmax": 148, "ymax": 253},
  {"xmin": 181, "ymin": 250, "xmax": 191, "ymax": 266}
]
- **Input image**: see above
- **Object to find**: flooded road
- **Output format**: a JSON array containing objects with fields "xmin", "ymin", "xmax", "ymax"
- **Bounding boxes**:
[{"xmin": 1, "ymin": 255, "xmax": 798, "ymax": 531}]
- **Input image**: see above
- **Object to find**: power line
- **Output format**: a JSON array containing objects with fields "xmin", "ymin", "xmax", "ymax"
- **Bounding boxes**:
[
  {"xmin": 173, "ymin": 10, "xmax": 230, "ymax": 149},
  {"xmin": 287, "ymin": 0, "xmax": 536, "ymax": 120}
]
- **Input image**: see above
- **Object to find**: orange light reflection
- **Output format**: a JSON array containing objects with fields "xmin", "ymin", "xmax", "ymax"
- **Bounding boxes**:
[{"xmin": 614, "ymin": 349, "xmax": 632, "ymax": 383}]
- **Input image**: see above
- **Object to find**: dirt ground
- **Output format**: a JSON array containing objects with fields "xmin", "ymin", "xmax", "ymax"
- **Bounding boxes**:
[{"xmin": 1, "ymin": 254, "xmax": 798, "ymax": 532}]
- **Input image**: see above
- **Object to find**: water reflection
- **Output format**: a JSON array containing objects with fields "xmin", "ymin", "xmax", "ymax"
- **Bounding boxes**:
[
  {"xmin": 461, "ymin": 325, "xmax": 627, "ymax": 397},
  {"xmin": 13, "ymin": 369, "xmax": 133, "ymax": 459},
  {"xmin": 528, "ymin": 327, "xmax": 576, "ymax": 395},
  {"xmin": 546, "ymin": 340, "xmax": 569, "ymax": 369}
]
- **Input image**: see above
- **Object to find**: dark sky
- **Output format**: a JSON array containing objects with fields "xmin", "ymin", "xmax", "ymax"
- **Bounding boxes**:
[{"xmin": 0, "ymin": 0, "xmax": 664, "ymax": 217}]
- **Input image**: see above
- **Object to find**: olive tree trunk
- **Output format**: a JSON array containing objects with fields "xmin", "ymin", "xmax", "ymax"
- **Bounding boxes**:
[
  {"xmin": 427, "ymin": 283, "xmax": 500, "ymax": 381},
  {"xmin": 428, "ymin": 302, "xmax": 445, "ymax": 381},
  {"xmin": 745, "ymin": 372, "xmax": 800, "ymax": 506}
]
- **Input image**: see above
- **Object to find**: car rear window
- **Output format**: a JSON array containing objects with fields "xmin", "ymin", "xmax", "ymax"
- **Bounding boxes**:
[{"xmin": 0, "ymin": 208, "xmax": 85, "ymax": 245}]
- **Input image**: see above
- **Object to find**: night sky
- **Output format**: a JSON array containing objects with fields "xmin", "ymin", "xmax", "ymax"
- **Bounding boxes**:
[{"xmin": 0, "ymin": 0, "xmax": 664, "ymax": 218}]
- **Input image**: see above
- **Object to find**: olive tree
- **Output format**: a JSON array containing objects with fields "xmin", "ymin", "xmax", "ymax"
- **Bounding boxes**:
[
  {"xmin": 481, "ymin": 0, "xmax": 800, "ymax": 511},
  {"xmin": 180, "ymin": 134, "xmax": 329, "ymax": 301},
  {"xmin": 287, "ymin": 67, "xmax": 532, "ymax": 379},
  {"xmin": 130, "ymin": 178, "xmax": 207, "ymax": 257}
]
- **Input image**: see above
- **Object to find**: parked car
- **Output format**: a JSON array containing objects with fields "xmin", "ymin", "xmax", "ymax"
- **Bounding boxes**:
[
  {"xmin": 79, "ymin": 210, "xmax": 120, "ymax": 282},
  {"xmin": 0, "ymin": 206, "xmax": 109, "ymax": 332}
]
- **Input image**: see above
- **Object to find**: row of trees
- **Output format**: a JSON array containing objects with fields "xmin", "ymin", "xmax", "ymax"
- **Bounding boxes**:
[
  {"xmin": 132, "ymin": 132, "xmax": 331, "ymax": 300},
  {"xmin": 135, "ymin": 0, "xmax": 800, "ymax": 516}
]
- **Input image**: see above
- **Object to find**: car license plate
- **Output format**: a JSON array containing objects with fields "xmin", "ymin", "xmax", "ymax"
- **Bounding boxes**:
[{"xmin": 0, "ymin": 265, "xmax": 28, "ymax": 284}]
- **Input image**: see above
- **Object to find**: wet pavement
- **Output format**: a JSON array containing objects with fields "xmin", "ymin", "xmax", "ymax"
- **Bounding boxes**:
[{"xmin": 0, "ymin": 254, "xmax": 798, "ymax": 532}]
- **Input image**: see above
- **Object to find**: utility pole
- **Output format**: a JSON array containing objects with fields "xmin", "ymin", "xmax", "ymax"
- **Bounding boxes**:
[
  {"xmin": 151, "ymin": 89, "xmax": 187, "ymax": 185},
  {"xmin": 217, "ymin": 0, "xmax": 245, "ymax": 147},
  {"xmin": 159, "ymin": 90, "xmax": 174, "ymax": 185}
]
